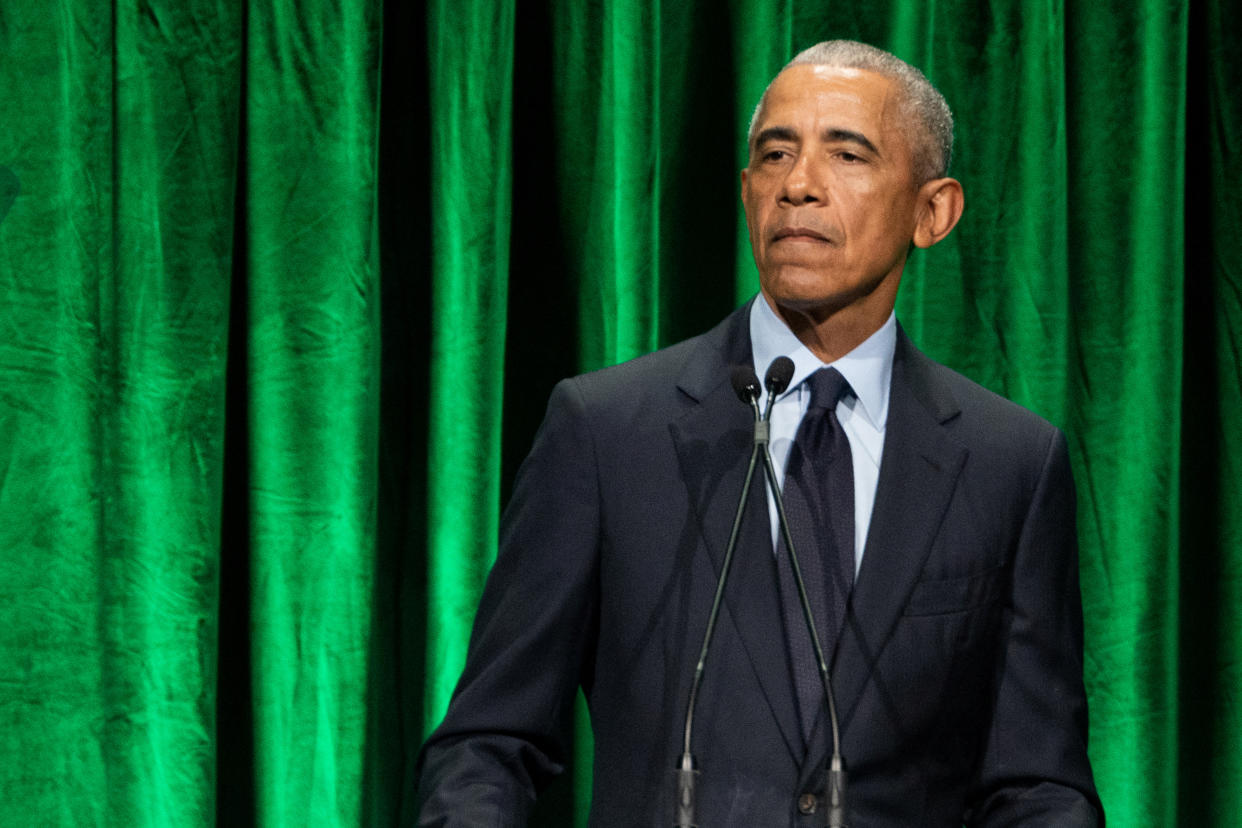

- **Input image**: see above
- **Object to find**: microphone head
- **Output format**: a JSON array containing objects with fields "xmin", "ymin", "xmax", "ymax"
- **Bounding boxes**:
[
  {"xmin": 730, "ymin": 365, "xmax": 761, "ymax": 403},
  {"xmin": 764, "ymin": 356, "xmax": 795, "ymax": 395}
]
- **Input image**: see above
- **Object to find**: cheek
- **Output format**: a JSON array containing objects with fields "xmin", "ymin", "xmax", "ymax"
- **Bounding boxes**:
[
  {"xmin": 842, "ymin": 187, "xmax": 911, "ymax": 237},
  {"xmin": 745, "ymin": 202, "xmax": 771, "ymax": 241},
  {"xmin": 739, "ymin": 201, "xmax": 753, "ymax": 234},
  {"xmin": 832, "ymin": 189, "xmax": 875, "ymax": 234}
]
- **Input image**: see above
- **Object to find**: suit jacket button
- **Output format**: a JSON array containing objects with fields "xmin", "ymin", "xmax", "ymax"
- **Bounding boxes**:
[{"xmin": 798, "ymin": 793, "xmax": 818, "ymax": 815}]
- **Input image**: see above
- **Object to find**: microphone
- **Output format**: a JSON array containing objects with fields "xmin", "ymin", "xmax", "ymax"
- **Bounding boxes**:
[
  {"xmin": 731, "ymin": 364, "xmax": 762, "ymax": 406},
  {"xmin": 674, "ymin": 356, "xmax": 848, "ymax": 826},
  {"xmin": 674, "ymin": 365, "xmax": 765, "ymax": 827},
  {"xmin": 757, "ymin": 356, "xmax": 848, "ymax": 826},
  {"xmin": 764, "ymin": 356, "xmax": 795, "ymax": 392},
  {"xmin": 763, "ymin": 356, "xmax": 795, "ymax": 419}
]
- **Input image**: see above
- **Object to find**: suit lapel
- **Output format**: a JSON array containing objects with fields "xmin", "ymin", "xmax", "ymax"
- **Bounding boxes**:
[
  {"xmin": 668, "ymin": 305, "xmax": 803, "ymax": 760},
  {"xmin": 803, "ymin": 331, "xmax": 968, "ymax": 779}
]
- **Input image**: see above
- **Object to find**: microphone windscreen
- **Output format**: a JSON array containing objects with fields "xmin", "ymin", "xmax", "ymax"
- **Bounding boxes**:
[
  {"xmin": 730, "ymin": 365, "xmax": 761, "ymax": 403},
  {"xmin": 765, "ymin": 356, "xmax": 795, "ymax": 395}
]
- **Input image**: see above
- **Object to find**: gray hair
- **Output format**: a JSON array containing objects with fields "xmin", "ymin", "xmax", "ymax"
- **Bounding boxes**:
[{"xmin": 746, "ymin": 40, "xmax": 954, "ymax": 182}]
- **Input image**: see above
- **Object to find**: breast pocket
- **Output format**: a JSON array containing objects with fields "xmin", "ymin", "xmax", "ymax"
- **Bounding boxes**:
[{"xmin": 903, "ymin": 566, "xmax": 1006, "ymax": 616}]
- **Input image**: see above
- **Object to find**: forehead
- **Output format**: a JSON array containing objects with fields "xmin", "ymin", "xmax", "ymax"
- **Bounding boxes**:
[{"xmin": 755, "ymin": 64, "xmax": 905, "ymax": 146}]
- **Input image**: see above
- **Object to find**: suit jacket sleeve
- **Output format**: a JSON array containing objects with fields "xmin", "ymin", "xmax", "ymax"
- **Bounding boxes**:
[
  {"xmin": 966, "ymin": 428, "xmax": 1103, "ymax": 826},
  {"xmin": 413, "ymin": 378, "xmax": 601, "ymax": 826}
]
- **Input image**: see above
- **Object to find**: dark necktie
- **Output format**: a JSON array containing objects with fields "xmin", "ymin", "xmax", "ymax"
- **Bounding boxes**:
[{"xmin": 777, "ymin": 366, "xmax": 855, "ymax": 744}]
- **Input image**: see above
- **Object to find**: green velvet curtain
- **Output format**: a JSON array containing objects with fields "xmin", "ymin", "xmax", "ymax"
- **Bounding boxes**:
[{"xmin": 0, "ymin": 1, "xmax": 1237, "ymax": 826}]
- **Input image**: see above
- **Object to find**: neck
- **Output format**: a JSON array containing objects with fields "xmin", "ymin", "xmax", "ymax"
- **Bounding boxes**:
[{"xmin": 763, "ymin": 293, "xmax": 895, "ymax": 363}]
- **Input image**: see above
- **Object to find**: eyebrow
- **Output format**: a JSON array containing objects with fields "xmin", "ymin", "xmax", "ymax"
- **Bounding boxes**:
[
  {"xmin": 823, "ymin": 128, "xmax": 879, "ymax": 155},
  {"xmin": 751, "ymin": 125, "xmax": 880, "ymax": 156},
  {"xmin": 752, "ymin": 126, "xmax": 799, "ymax": 149}
]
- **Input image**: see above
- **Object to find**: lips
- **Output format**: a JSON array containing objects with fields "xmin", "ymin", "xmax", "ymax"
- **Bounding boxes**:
[{"xmin": 772, "ymin": 226, "xmax": 831, "ymax": 243}]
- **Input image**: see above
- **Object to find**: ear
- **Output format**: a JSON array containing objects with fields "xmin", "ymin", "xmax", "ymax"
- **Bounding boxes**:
[
  {"xmin": 911, "ymin": 177, "xmax": 964, "ymax": 249},
  {"xmin": 740, "ymin": 167, "xmax": 749, "ymax": 201}
]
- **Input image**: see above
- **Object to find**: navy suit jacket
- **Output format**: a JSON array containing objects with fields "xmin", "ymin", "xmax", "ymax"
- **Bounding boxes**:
[{"xmin": 416, "ymin": 304, "xmax": 1102, "ymax": 826}]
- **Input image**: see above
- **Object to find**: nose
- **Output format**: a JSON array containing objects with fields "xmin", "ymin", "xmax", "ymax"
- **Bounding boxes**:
[{"xmin": 780, "ymin": 153, "xmax": 824, "ymax": 205}]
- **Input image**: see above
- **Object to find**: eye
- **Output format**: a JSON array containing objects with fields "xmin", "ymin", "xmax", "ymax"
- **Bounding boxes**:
[
  {"xmin": 836, "ymin": 151, "xmax": 864, "ymax": 163},
  {"xmin": 762, "ymin": 148, "xmax": 790, "ymax": 162}
]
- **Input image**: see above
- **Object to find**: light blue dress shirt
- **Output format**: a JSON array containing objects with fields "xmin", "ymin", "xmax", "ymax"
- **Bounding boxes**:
[{"xmin": 748, "ymin": 295, "xmax": 896, "ymax": 575}]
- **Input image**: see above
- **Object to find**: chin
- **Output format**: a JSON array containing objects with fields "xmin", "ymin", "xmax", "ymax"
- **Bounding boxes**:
[
  {"xmin": 760, "ymin": 271, "xmax": 888, "ymax": 321},
  {"xmin": 762, "ymin": 271, "xmax": 848, "ymax": 305},
  {"xmin": 760, "ymin": 290, "xmax": 844, "ymax": 321}
]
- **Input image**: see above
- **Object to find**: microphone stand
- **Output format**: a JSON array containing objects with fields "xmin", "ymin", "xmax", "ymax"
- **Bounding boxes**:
[
  {"xmin": 673, "ymin": 358, "xmax": 847, "ymax": 827},
  {"xmin": 674, "ymin": 368, "xmax": 764, "ymax": 827}
]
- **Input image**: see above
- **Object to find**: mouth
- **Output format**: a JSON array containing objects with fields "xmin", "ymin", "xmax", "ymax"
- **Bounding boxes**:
[{"xmin": 772, "ymin": 226, "xmax": 831, "ymax": 243}]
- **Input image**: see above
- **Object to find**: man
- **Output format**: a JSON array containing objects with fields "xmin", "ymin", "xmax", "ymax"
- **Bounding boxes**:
[{"xmin": 416, "ymin": 41, "xmax": 1102, "ymax": 826}]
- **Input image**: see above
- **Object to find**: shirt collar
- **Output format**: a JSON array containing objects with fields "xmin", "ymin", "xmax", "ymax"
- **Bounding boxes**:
[{"xmin": 749, "ymin": 293, "xmax": 895, "ymax": 430}]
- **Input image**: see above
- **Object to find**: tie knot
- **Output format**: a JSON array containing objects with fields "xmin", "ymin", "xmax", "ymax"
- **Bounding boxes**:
[{"xmin": 806, "ymin": 367, "xmax": 851, "ymax": 411}]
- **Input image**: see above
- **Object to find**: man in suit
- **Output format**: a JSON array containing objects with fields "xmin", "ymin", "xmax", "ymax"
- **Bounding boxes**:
[{"xmin": 415, "ymin": 40, "xmax": 1102, "ymax": 826}]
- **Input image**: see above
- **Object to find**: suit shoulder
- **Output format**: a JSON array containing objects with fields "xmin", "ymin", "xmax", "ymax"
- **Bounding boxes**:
[
  {"xmin": 571, "ymin": 336, "xmax": 700, "ymax": 396},
  {"xmin": 560, "ymin": 308, "xmax": 745, "ymax": 408},
  {"xmin": 943, "ymin": 362, "xmax": 1057, "ymax": 432},
  {"xmin": 903, "ymin": 341, "xmax": 1065, "ymax": 457},
  {"xmin": 903, "ymin": 347, "xmax": 1075, "ymax": 522}
]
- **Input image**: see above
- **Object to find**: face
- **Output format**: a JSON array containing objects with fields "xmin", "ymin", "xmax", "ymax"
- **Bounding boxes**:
[{"xmin": 742, "ymin": 65, "xmax": 924, "ymax": 322}]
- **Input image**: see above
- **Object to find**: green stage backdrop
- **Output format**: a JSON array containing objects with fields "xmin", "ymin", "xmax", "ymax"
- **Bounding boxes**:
[{"xmin": 0, "ymin": 1, "xmax": 1238, "ymax": 826}]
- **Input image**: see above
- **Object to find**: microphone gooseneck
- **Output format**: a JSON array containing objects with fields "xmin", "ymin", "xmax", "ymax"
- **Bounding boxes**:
[
  {"xmin": 675, "ymin": 365, "xmax": 764, "ymax": 827},
  {"xmin": 675, "ymin": 356, "xmax": 847, "ymax": 826}
]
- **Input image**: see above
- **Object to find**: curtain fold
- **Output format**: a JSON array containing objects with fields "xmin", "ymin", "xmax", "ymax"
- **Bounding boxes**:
[
  {"xmin": 422, "ymin": 0, "xmax": 515, "ymax": 737},
  {"xmin": 240, "ymin": 1, "xmax": 381, "ymax": 824},
  {"xmin": 0, "ymin": 3, "xmax": 239, "ymax": 824},
  {"xmin": 0, "ymin": 1, "xmax": 1239, "ymax": 825},
  {"xmin": 1060, "ymin": 6, "xmax": 1188, "ymax": 825},
  {"xmin": 1178, "ymin": 0, "xmax": 1242, "ymax": 822}
]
